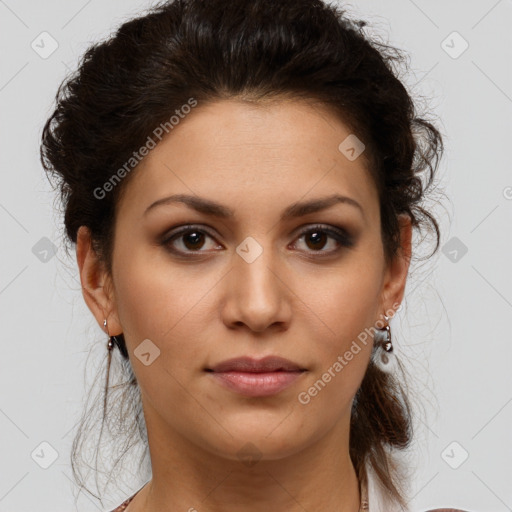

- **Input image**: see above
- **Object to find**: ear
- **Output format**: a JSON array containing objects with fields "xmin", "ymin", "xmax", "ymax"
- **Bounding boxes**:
[
  {"xmin": 76, "ymin": 226, "xmax": 122, "ymax": 335},
  {"xmin": 379, "ymin": 213, "xmax": 412, "ymax": 316}
]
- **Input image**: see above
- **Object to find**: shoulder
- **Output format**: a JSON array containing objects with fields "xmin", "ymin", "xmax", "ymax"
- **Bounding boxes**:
[
  {"xmin": 109, "ymin": 480, "xmax": 148, "ymax": 511},
  {"xmin": 108, "ymin": 494, "xmax": 135, "ymax": 512},
  {"xmin": 421, "ymin": 509, "xmax": 471, "ymax": 512}
]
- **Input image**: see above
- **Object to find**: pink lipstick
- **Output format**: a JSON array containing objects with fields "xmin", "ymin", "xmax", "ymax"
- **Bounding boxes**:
[{"xmin": 206, "ymin": 356, "xmax": 306, "ymax": 397}]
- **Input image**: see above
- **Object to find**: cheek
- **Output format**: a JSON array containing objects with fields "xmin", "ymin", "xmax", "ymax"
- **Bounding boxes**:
[
  {"xmin": 112, "ymin": 260, "xmax": 172, "ymax": 344},
  {"xmin": 295, "ymin": 302, "xmax": 375, "ymax": 432},
  {"xmin": 111, "ymin": 257, "xmax": 207, "ymax": 414},
  {"xmin": 111, "ymin": 249, "xmax": 221, "ymax": 372},
  {"xmin": 296, "ymin": 260, "xmax": 381, "ymax": 406},
  {"xmin": 310, "ymin": 258, "xmax": 383, "ymax": 345}
]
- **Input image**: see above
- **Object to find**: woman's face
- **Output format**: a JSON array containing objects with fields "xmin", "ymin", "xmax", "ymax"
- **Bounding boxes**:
[{"xmin": 79, "ymin": 98, "xmax": 410, "ymax": 464}]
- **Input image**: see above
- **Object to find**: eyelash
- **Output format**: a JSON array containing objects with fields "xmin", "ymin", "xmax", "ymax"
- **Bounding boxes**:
[{"xmin": 160, "ymin": 223, "xmax": 355, "ymax": 258}]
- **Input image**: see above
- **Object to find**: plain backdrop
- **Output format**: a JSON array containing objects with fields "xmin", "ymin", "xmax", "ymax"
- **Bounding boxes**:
[{"xmin": 1, "ymin": 0, "xmax": 511, "ymax": 511}]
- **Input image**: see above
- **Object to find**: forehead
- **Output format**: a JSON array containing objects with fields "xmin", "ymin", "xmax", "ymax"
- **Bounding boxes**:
[{"xmin": 116, "ymin": 98, "xmax": 379, "ymax": 224}]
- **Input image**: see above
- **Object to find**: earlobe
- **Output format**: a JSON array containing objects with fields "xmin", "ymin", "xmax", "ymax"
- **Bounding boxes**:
[{"xmin": 76, "ymin": 226, "xmax": 122, "ymax": 334}]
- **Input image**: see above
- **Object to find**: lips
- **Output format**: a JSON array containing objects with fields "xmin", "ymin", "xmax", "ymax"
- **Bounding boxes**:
[
  {"xmin": 205, "ymin": 356, "xmax": 306, "ymax": 397},
  {"xmin": 206, "ymin": 355, "xmax": 306, "ymax": 373}
]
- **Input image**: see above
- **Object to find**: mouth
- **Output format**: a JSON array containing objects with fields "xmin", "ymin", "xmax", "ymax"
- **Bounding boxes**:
[
  {"xmin": 205, "ymin": 356, "xmax": 307, "ymax": 397},
  {"xmin": 205, "ymin": 355, "xmax": 307, "ymax": 373}
]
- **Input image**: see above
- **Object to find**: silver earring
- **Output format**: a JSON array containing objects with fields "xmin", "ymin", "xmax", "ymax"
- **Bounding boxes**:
[
  {"xmin": 104, "ymin": 318, "xmax": 114, "ymax": 351},
  {"xmin": 372, "ymin": 318, "xmax": 395, "ymax": 372}
]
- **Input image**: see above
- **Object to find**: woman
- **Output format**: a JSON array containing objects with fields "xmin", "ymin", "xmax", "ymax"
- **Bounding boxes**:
[{"xmin": 40, "ymin": 0, "xmax": 467, "ymax": 510}]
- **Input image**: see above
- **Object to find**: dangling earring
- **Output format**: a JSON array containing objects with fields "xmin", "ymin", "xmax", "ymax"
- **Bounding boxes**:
[
  {"xmin": 104, "ymin": 318, "xmax": 114, "ymax": 352},
  {"xmin": 372, "ymin": 316, "xmax": 396, "ymax": 372},
  {"xmin": 104, "ymin": 318, "xmax": 129, "ymax": 359}
]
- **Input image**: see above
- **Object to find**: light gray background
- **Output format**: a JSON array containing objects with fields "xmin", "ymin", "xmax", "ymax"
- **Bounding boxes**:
[{"xmin": 1, "ymin": 0, "xmax": 511, "ymax": 510}]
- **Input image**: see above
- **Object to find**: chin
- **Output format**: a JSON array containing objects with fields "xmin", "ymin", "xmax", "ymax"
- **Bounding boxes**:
[{"xmin": 199, "ymin": 423, "xmax": 312, "ymax": 463}]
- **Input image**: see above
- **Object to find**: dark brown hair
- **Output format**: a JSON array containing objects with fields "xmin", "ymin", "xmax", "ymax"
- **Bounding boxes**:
[{"xmin": 40, "ymin": 0, "xmax": 444, "ymax": 506}]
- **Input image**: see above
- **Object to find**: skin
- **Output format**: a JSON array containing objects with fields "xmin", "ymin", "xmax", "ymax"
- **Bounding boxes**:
[{"xmin": 76, "ymin": 98, "xmax": 412, "ymax": 512}]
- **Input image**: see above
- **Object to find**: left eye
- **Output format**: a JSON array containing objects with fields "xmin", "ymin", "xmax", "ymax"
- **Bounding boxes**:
[
  {"xmin": 161, "ymin": 224, "xmax": 353, "ymax": 256},
  {"xmin": 292, "ymin": 225, "xmax": 353, "ymax": 254}
]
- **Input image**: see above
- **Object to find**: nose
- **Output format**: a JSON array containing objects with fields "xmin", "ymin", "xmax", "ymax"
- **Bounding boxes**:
[{"xmin": 221, "ymin": 245, "xmax": 292, "ymax": 333}]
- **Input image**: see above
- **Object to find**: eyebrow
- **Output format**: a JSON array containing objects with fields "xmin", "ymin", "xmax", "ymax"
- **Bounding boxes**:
[{"xmin": 144, "ymin": 193, "xmax": 364, "ymax": 221}]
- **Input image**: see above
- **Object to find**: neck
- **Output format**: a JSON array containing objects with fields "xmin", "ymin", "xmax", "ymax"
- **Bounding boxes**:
[{"xmin": 131, "ymin": 404, "xmax": 361, "ymax": 512}]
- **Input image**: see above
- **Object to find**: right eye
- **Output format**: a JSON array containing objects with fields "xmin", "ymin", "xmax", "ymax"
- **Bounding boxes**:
[{"xmin": 160, "ymin": 225, "xmax": 223, "ymax": 256}]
